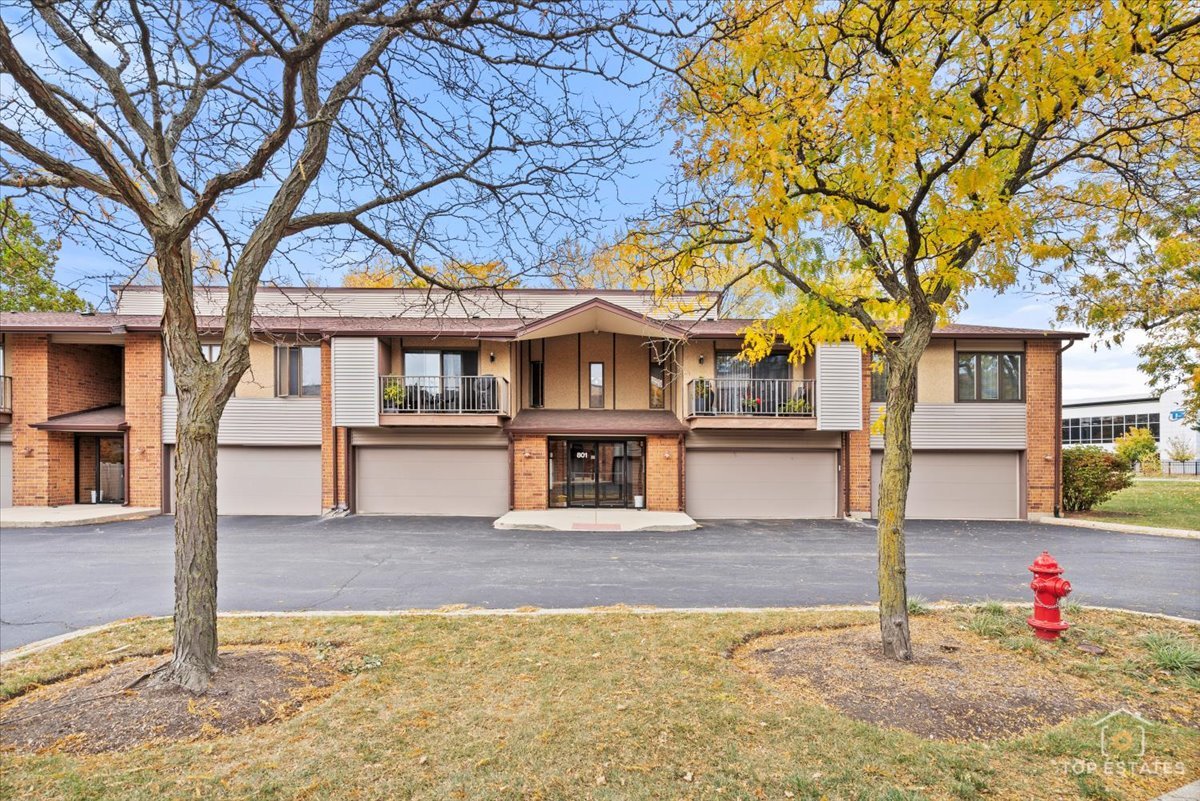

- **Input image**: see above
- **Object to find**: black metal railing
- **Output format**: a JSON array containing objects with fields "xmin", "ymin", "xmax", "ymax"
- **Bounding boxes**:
[
  {"xmin": 686, "ymin": 377, "xmax": 815, "ymax": 417},
  {"xmin": 380, "ymin": 374, "xmax": 509, "ymax": 415}
]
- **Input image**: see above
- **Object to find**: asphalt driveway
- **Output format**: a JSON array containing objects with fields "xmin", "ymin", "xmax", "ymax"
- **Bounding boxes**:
[{"xmin": 2, "ymin": 516, "xmax": 1197, "ymax": 650}]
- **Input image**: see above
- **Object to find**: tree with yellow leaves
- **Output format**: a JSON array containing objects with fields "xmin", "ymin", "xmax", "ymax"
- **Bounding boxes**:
[
  {"xmin": 343, "ymin": 258, "xmax": 521, "ymax": 289},
  {"xmin": 627, "ymin": 0, "xmax": 1199, "ymax": 659}
]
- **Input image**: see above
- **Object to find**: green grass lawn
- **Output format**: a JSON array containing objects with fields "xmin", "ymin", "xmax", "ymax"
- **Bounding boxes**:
[
  {"xmin": 1076, "ymin": 478, "xmax": 1200, "ymax": 531},
  {"xmin": 2, "ymin": 608, "xmax": 1198, "ymax": 800}
]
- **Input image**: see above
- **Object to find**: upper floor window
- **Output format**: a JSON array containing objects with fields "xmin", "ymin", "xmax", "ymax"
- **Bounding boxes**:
[
  {"xmin": 650, "ymin": 359, "xmax": 666, "ymax": 409},
  {"xmin": 164, "ymin": 344, "xmax": 220, "ymax": 395},
  {"xmin": 530, "ymin": 360, "xmax": 545, "ymax": 408},
  {"xmin": 716, "ymin": 351, "xmax": 789, "ymax": 380},
  {"xmin": 957, "ymin": 352, "xmax": 1023, "ymax": 402},
  {"xmin": 870, "ymin": 354, "xmax": 889, "ymax": 402},
  {"xmin": 404, "ymin": 350, "xmax": 478, "ymax": 378},
  {"xmin": 275, "ymin": 345, "xmax": 321, "ymax": 397},
  {"xmin": 589, "ymin": 362, "xmax": 605, "ymax": 408}
]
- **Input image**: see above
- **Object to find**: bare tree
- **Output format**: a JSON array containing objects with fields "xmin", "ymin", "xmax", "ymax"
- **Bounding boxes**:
[{"xmin": 0, "ymin": 0, "xmax": 685, "ymax": 691}]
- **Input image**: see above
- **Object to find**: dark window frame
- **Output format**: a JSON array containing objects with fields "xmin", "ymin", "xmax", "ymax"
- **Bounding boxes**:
[
  {"xmin": 402, "ymin": 349, "xmax": 479, "ymax": 379},
  {"xmin": 715, "ymin": 349, "xmax": 791, "ymax": 380},
  {"xmin": 530, "ymin": 360, "xmax": 545, "ymax": 408},
  {"xmin": 649, "ymin": 346, "xmax": 667, "ymax": 410},
  {"xmin": 588, "ymin": 361, "xmax": 605, "ymax": 409},
  {"xmin": 956, "ymin": 351, "xmax": 1025, "ymax": 403},
  {"xmin": 275, "ymin": 344, "xmax": 321, "ymax": 397}
]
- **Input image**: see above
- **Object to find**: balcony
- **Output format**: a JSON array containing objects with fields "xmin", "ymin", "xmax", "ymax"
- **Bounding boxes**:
[
  {"xmin": 379, "ymin": 374, "xmax": 510, "ymax": 425},
  {"xmin": 0, "ymin": 375, "xmax": 10, "ymax": 423},
  {"xmin": 686, "ymin": 378, "xmax": 816, "ymax": 429}
]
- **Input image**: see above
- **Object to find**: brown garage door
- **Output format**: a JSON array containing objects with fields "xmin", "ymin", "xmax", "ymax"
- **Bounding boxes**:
[
  {"xmin": 686, "ymin": 450, "xmax": 838, "ymax": 519},
  {"xmin": 168, "ymin": 446, "xmax": 322, "ymax": 515},
  {"xmin": 871, "ymin": 451, "xmax": 1021, "ymax": 520},
  {"xmin": 356, "ymin": 446, "xmax": 508, "ymax": 516}
]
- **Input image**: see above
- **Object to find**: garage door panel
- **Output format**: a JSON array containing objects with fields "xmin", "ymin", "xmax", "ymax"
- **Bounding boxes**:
[
  {"xmin": 357, "ymin": 447, "xmax": 507, "ymax": 516},
  {"xmin": 686, "ymin": 451, "xmax": 837, "ymax": 519},
  {"xmin": 871, "ymin": 451, "xmax": 1020, "ymax": 520},
  {"xmin": 1, "ymin": 443, "xmax": 11, "ymax": 508},
  {"xmin": 169, "ymin": 446, "xmax": 321, "ymax": 516}
]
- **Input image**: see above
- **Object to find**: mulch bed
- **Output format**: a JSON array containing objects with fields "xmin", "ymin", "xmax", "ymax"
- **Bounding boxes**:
[
  {"xmin": 736, "ymin": 618, "xmax": 1113, "ymax": 741},
  {"xmin": 0, "ymin": 646, "xmax": 339, "ymax": 753}
]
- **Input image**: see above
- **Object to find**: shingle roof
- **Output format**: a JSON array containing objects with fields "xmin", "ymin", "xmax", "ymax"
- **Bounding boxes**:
[
  {"xmin": 30, "ymin": 404, "xmax": 127, "ymax": 432},
  {"xmin": 506, "ymin": 409, "xmax": 687, "ymax": 435}
]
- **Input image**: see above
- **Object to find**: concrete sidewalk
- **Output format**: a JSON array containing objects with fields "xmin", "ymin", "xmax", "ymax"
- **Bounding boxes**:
[
  {"xmin": 0, "ymin": 504, "xmax": 160, "ymax": 528},
  {"xmin": 494, "ymin": 508, "xmax": 697, "ymax": 532}
]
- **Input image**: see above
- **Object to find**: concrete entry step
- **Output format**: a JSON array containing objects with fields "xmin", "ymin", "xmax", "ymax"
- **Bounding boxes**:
[
  {"xmin": 0, "ymin": 505, "xmax": 160, "ymax": 529},
  {"xmin": 494, "ymin": 509, "xmax": 697, "ymax": 532}
]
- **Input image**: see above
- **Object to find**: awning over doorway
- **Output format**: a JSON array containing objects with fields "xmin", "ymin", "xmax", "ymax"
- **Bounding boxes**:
[
  {"xmin": 30, "ymin": 405, "xmax": 128, "ymax": 433},
  {"xmin": 506, "ymin": 409, "xmax": 686, "ymax": 436}
]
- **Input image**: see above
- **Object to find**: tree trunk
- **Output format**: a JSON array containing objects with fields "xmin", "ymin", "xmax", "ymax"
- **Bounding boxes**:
[
  {"xmin": 876, "ymin": 312, "xmax": 937, "ymax": 661},
  {"xmin": 160, "ymin": 386, "xmax": 222, "ymax": 691}
]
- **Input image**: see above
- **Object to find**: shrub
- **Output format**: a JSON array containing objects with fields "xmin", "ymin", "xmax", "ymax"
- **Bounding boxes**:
[
  {"xmin": 1113, "ymin": 427, "xmax": 1158, "ymax": 469},
  {"xmin": 1164, "ymin": 435, "xmax": 1196, "ymax": 463},
  {"xmin": 1062, "ymin": 447, "xmax": 1133, "ymax": 512}
]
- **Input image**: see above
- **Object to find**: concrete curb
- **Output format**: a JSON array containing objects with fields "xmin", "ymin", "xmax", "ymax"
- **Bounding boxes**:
[
  {"xmin": 1153, "ymin": 779, "xmax": 1200, "ymax": 801},
  {"xmin": 1039, "ymin": 516, "xmax": 1199, "ymax": 540},
  {"xmin": 3, "ymin": 602, "xmax": 1197, "ymax": 666},
  {"xmin": 0, "ymin": 508, "xmax": 161, "ymax": 529}
]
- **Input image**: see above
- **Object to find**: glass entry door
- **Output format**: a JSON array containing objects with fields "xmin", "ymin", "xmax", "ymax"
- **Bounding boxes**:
[{"xmin": 556, "ymin": 439, "xmax": 645, "ymax": 509}]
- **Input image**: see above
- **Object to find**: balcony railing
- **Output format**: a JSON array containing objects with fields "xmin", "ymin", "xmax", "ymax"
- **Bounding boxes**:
[
  {"xmin": 0, "ymin": 375, "xmax": 10, "ymax": 413},
  {"xmin": 686, "ymin": 378, "xmax": 815, "ymax": 417},
  {"xmin": 380, "ymin": 374, "xmax": 509, "ymax": 416}
]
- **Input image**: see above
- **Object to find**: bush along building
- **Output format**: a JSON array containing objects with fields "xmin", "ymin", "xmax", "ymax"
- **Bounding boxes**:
[{"xmin": 0, "ymin": 285, "xmax": 1085, "ymax": 519}]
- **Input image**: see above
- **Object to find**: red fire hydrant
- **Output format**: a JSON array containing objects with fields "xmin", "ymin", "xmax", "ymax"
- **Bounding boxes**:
[{"xmin": 1028, "ymin": 551, "xmax": 1072, "ymax": 640}]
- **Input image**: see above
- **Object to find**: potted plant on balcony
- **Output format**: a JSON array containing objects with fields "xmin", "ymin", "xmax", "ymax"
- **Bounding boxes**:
[
  {"xmin": 780, "ymin": 397, "xmax": 811, "ymax": 415},
  {"xmin": 693, "ymin": 378, "xmax": 714, "ymax": 414},
  {"xmin": 382, "ymin": 382, "xmax": 406, "ymax": 411},
  {"xmin": 740, "ymin": 396, "xmax": 762, "ymax": 413}
]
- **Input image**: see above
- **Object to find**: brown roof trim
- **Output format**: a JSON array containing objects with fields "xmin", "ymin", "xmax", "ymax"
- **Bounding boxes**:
[
  {"xmin": 116, "ymin": 284, "xmax": 709, "ymax": 297},
  {"xmin": 506, "ymin": 409, "xmax": 688, "ymax": 435},
  {"xmin": 30, "ymin": 404, "xmax": 128, "ymax": 433},
  {"xmin": 515, "ymin": 297, "xmax": 688, "ymax": 339}
]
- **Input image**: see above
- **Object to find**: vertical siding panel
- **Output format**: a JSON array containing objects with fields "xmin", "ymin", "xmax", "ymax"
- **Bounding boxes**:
[
  {"xmin": 332, "ymin": 337, "xmax": 380, "ymax": 426},
  {"xmin": 815, "ymin": 343, "xmax": 864, "ymax": 431}
]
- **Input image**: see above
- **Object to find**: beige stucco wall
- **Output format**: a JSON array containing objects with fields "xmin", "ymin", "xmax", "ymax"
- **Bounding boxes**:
[
  {"xmin": 917, "ymin": 340, "xmax": 955, "ymax": 403},
  {"xmin": 543, "ymin": 335, "xmax": 579, "ymax": 408},
  {"xmin": 615, "ymin": 335, "xmax": 651, "ymax": 410},
  {"xmin": 234, "ymin": 339, "xmax": 277, "ymax": 398}
]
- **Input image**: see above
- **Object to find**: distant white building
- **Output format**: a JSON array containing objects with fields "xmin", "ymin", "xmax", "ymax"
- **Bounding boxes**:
[{"xmin": 1062, "ymin": 388, "xmax": 1199, "ymax": 459}]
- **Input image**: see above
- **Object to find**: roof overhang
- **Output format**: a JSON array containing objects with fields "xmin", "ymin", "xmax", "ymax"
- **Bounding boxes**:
[
  {"xmin": 30, "ymin": 405, "xmax": 128, "ymax": 433},
  {"xmin": 506, "ymin": 409, "xmax": 688, "ymax": 435},
  {"xmin": 515, "ymin": 298, "xmax": 687, "ymax": 341}
]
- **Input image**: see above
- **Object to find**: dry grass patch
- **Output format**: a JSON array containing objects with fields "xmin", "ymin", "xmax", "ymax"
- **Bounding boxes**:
[{"xmin": 0, "ymin": 609, "xmax": 1196, "ymax": 801}]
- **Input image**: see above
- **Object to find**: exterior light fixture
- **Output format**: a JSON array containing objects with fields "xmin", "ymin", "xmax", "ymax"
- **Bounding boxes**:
[
  {"xmin": 489, "ymin": 351, "xmax": 495, "ymax": 363},
  {"xmin": 698, "ymin": 354, "xmax": 705, "ymax": 365}
]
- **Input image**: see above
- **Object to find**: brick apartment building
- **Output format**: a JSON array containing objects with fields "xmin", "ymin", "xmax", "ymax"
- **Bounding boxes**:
[{"xmin": 0, "ymin": 285, "xmax": 1083, "ymax": 520}]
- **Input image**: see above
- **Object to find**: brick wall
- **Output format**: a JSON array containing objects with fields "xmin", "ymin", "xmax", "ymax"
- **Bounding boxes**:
[
  {"xmin": 846, "ymin": 351, "xmax": 873, "ymax": 516},
  {"xmin": 320, "ymin": 341, "xmax": 350, "ymax": 512},
  {"xmin": 1025, "ymin": 339, "xmax": 1059, "ymax": 517},
  {"xmin": 9, "ymin": 335, "xmax": 125, "ymax": 505},
  {"xmin": 645, "ymin": 434, "xmax": 682, "ymax": 511},
  {"xmin": 124, "ymin": 333, "xmax": 163, "ymax": 508},
  {"xmin": 513, "ymin": 434, "xmax": 548, "ymax": 510}
]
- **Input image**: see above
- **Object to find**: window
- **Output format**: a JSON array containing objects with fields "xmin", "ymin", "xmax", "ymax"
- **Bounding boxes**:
[
  {"xmin": 530, "ymin": 360, "xmax": 545, "ymax": 408},
  {"xmin": 650, "ymin": 359, "xmax": 666, "ymax": 409},
  {"xmin": 956, "ymin": 352, "xmax": 1023, "ymax": 401},
  {"xmin": 164, "ymin": 344, "xmax": 220, "ymax": 395},
  {"xmin": 870, "ymin": 354, "xmax": 888, "ymax": 402},
  {"xmin": 589, "ymin": 362, "xmax": 604, "ymax": 408},
  {"xmin": 403, "ymin": 350, "xmax": 478, "ymax": 378},
  {"xmin": 716, "ymin": 351, "xmax": 789, "ymax": 380},
  {"xmin": 275, "ymin": 345, "xmax": 321, "ymax": 397},
  {"xmin": 1062, "ymin": 412, "xmax": 1161, "ymax": 444}
]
